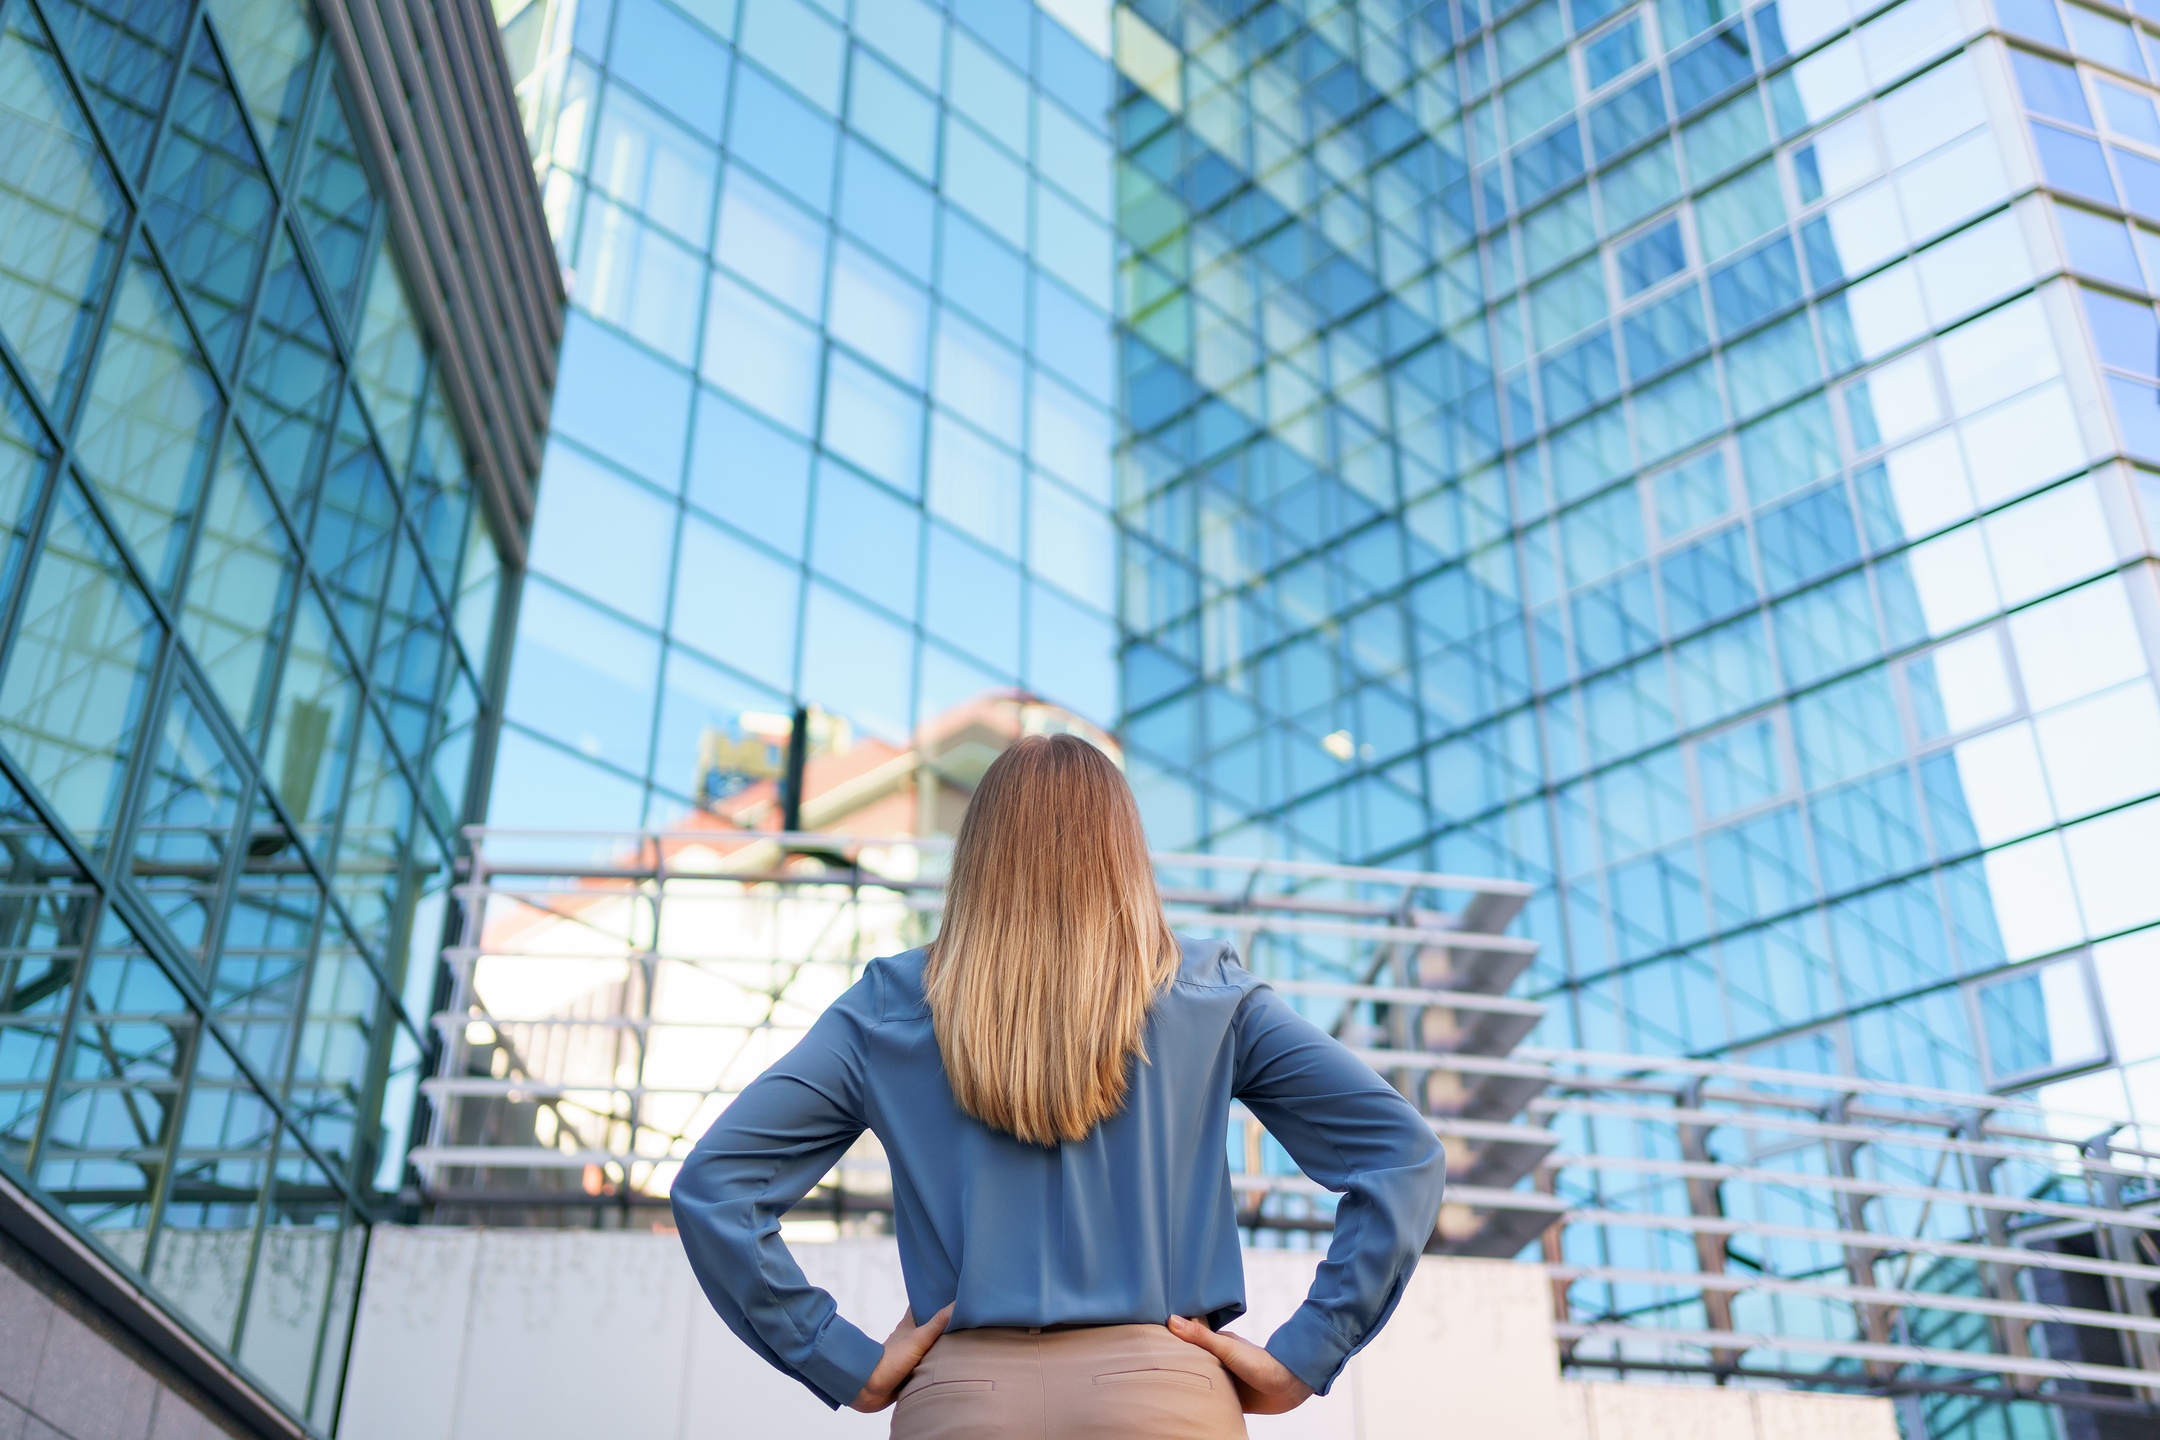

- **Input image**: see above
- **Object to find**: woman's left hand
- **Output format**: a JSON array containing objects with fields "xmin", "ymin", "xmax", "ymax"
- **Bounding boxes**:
[
  {"xmin": 848, "ymin": 1304, "xmax": 955, "ymax": 1413},
  {"xmin": 1167, "ymin": 1314, "xmax": 1315, "ymax": 1414}
]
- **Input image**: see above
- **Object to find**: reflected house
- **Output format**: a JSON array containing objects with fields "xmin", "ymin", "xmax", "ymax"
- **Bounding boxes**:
[
  {"xmin": 422, "ymin": 689, "xmax": 1111, "ymax": 1218},
  {"xmin": 0, "ymin": 0, "xmax": 558, "ymax": 1434}
]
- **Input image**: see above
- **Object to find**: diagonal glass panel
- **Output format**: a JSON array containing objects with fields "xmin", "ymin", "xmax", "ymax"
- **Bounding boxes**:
[
  {"xmin": 404, "ymin": 378, "xmax": 473, "ymax": 590},
  {"xmin": 0, "ymin": 352, "xmax": 56, "ymax": 606},
  {"xmin": 0, "ymin": 478, "xmax": 163, "ymax": 855},
  {"xmin": 262, "ymin": 582, "xmax": 359, "ymax": 857},
  {"xmin": 34, "ymin": 908, "xmax": 196, "ymax": 1273},
  {"xmin": 0, "ymin": 769, "xmax": 96, "ymax": 1174},
  {"xmin": 329, "ymin": 711, "xmax": 411, "ymax": 961},
  {"xmin": 201, "ymin": 0, "xmax": 317, "ymax": 179},
  {"xmin": 130, "ymin": 684, "xmax": 245, "ymax": 967},
  {"xmin": 295, "ymin": 84, "xmax": 377, "ymax": 327},
  {"xmin": 237, "ymin": 230, "xmax": 341, "ymax": 522},
  {"xmin": 239, "ymin": 1138, "xmax": 347, "ymax": 1413},
  {"xmin": 371, "ymin": 528, "xmax": 447, "ymax": 759},
  {"xmin": 147, "ymin": 1028, "xmax": 272, "ymax": 1347},
  {"xmin": 42, "ymin": 0, "xmax": 189, "ymax": 181},
  {"xmin": 309, "ymin": 390, "xmax": 397, "ymax": 654},
  {"xmin": 0, "ymin": 4, "xmax": 128, "ymax": 416},
  {"xmin": 283, "ymin": 918, "xmax": 380, "ymax": 1176},
  {"xmin": 425, "ymin": 663, "xmax": 479, "ymax": 831},
  {"xmin": 207, "ymin": 794, "xmax": 315, "ymax": 1085},
  {"xmin": 144, "ymin": 23, "xmax": 276, "ymax": 372},
  {"xmin": 179, "ymin": 434, "xmax": 296, "ymax": 737},
  {"xmin": 72, "ymin": 245, "xmax": 223, "ymax": 593},
  {"xmin": 350, "ymin": 246, "xmax": 428, "ymax": 474}
]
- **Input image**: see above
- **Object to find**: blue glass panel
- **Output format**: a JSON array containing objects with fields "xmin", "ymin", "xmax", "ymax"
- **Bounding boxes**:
[
  {"xmin": 309, "ymin": 392, "xmax": 399, "ymax": 653},
  {"xmin": 729, "ymin": 65, "xmax": 836, "ymax": 209},
  {"xmin": 2030, "ymin": 122, "xmax": 2117, "ymax": 203},
  {"xmin": 43, "ymin": 0, "xmax": 189, "ymax": 179},
  {"xmin": 1659, "ymin": 523, "xmax": 1757, "ymax": 630},
  {"xmin": 0, "ymin": 7, "xmax": 129, "ymax": 415},
  {"xmin": 239, "ymin": 231, "xmax": 342, "ymax": 520},
  {"xmin": 1589, "ymin": 73, "xmax": 1666, "ymax": 162},
  {"xmin": 1998, "ymin": 0, "xmax": 2069, "ymax": 45},
  {"xmin": 1514, "ymin": 123, "xmax": 1586, "ymax": 206},
  {"xmin": 1669, "ymin": 25, "xmax": 1753, "ymax": 114},
  {"xmin": 295, "ymin": 86, "xmax": 377, "ymax": 324},
  {"xmin": 146, "ymin": 25, "xmax": 275, "ymax": 369},
  {"xmin": 1622, "ymin": 286, "xmax": 1709, "ymax": 379},
  {"xmin": 2112, "ymin": 144, "xmax": 2160, "ymax": 220},
  {"xmin": 687, "ymin": 389, "xmax": 810, "ymax": 555},
  {"xmin": 811, "ymin": 462, "xmax": 921, "ymax": 618},
  {"xmin": 503, "ymin": 580, "xmax": 660, "ymax": 772},
  {"xmin": 1708, "ymin": 236, "xmax": 1800, "ymax": 335},
  {"xmin": 612, "ymin": 0, "xmax": 730, "ymax": 136},
  {"xmin": 2011, "ymin": 48, "xmax": 2092, "ymax": 126},
  {"xmin": 551, "ymin": 315, "xmax": 692, "ymax": 489},
  {"xmin": 0, "ymin": 480, "xmax": 161, "ymax": 852}
]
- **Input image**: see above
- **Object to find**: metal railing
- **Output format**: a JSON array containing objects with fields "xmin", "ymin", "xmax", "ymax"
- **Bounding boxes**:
[{"xmin": 409, "ymin": 827, "xmax": 2160, "ymax": 1422}]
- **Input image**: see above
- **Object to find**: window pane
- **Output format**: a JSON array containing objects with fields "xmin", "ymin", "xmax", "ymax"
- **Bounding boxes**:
[
  {"xmin": 149, "ymin": 1032, "xmax": 272, "ymax": 1346},
  {"xmin": 42, "ymin": 0, "xmax": 189, "ymax": 179},
  {"xmin": 38, "ymin": 911, "xmax": 197, "ymax": 1272},
  {"xmin": 351, "ymin": 248, "xmax": 429, "ymax": 472},
  {"xmin": 239, "ymin": 1144, "xmax": 348, "ymax": 1412},
  {"xmin": 144, "ymin": 26, "xmax": 276, "ymax": 372},
  {"xmin": 0, "ymin": 772, "xmax": 95, "ymax": 1172},
  {"xmin": 371, "ymin": 531, "xmax": 448, "ymax": 759},
  {"xmin": 74, "ymin": 247, "xmax": 222, "ymax": 593},
  {"xmin": 503, "ymin": 580, "xmax": 659, "ymax": 772},
  {"xmin": 285, "ymin": 921, "xmax": 381, "ymax": 1172},
  {"xmin": 180, "ymin": 438, "xmax": 295, "ymax": 735},
  {"xmin": 239, "ymin": 231, "xmax": 344, "ymax": 520},
  {"xmin": 331, "ymin": 712, "xmax": 415, "ymax": 961},
  {"xmin": 0, "ymin": 5, "xmax": 129, "ymax": 414},
  {"xmin": 405, "ymin": 380, "xmax": 474, "ymax": 590},
  {"xmin": 0, "ymin": 481, "xmax": 162, "ymax": 852},
  {"xmin": 211, "ymin": 800, "xmax": 318, "ymax": 1080},
  {"xmin": 309, "ymin": 392, "xmax": 399, "ymax": 655},
  {"xmin": 294, "ymin": 84, "xmax": 377, "ymax": 323},
  {"xmin": 264, "ymin": 585, "xmax": 361, "ymax": 854},
  {"xmin": 131, "ymin": 685, "xmax": 245, "ymax": 966},
  {"xmin": 202, "ymin": 0, "xmax": 317, "ymax": 172}
]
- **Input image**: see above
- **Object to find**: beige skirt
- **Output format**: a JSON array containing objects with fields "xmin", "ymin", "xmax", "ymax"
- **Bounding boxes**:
[{"xmin": 887, "ymin": 1324, "xmax": 1248, "ymax": 1440}]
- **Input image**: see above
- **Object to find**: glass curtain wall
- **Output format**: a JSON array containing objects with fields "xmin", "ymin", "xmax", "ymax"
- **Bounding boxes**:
[
  {"xmin": 1109, "ymin": 0, "xmax": 2160, "ymax": 1430},
  {"xmin": 0, "ymin": 0, "xmax": 506, "ymax": 1428},
  {"xmin": 495, "ymin": 0, "xmax": 1124, "ymax": 832}
]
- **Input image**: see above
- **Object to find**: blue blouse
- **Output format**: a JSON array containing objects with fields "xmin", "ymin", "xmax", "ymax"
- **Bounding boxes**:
[{"xmin": 670, "ymin": 936, "xmax": 1447, "ymax": 1409}]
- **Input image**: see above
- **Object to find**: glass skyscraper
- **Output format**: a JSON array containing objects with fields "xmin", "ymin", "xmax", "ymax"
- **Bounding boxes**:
[
  {"xmin": 0, "ymin": 0, "xmax": 556, "ymax": 1433},
  {"xmin": 1110, "ymin": 0, "xmax": 2159, "ymax": 1148},
  {"xmin": 493, "ymin": 0, "xmax": 2159, "ymax": 1433},
  {"xmin": 492, "ymin": 0, "xmax": 1126, "ymax": 831}
]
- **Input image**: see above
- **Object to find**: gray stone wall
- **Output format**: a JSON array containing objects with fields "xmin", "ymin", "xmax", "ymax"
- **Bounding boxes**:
[{"xmin": 0, "ymin": 1230, "xmax": 249, "ymax": 1440}]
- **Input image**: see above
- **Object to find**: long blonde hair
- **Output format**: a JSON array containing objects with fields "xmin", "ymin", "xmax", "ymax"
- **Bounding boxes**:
[{"xmin": 923, "ymin": 733, "xmax": 1181, "ymax": 1146}]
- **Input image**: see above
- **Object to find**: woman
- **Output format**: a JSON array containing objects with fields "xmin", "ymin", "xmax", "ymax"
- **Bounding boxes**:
[{"xmin": 672, "ymin": 734, "xmax": 1446, "ymax": 1437}]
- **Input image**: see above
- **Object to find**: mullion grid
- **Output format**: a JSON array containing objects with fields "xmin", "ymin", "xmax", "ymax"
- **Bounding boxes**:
[{"xmin": 0, "ymin": 0, "xmax": 438, "ymax": 1271}]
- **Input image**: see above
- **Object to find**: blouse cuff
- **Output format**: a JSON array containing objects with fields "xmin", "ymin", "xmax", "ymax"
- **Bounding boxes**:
[
  {"xmin": 1264, "ymin": 1303, "xmax": 1354, "ymax": 1396},
  {"xmin": 798, "ymin": 1315, "xmax": 885, "ymax": 1410}
]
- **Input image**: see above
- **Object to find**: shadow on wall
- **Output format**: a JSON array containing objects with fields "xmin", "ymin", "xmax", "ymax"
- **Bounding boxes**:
[{"xmin": 337, "ymin": 1229, "xmax": 1896, "ymax": 1440}]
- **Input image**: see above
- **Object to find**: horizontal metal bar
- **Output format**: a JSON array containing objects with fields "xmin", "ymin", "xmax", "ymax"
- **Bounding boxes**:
[
  {"xmin": 410, "ymin": 1147, "xmax": 635, "ymax": 1170},
  {"xmin": 1551, "ymin": 1151, "xmax": 2160, "ymax": 1233},
  {"xmin": 1568, "ymin": 1206, "xmax": 2160, "ymax": 1285},
  {"xmin": 1555, "ymin": 1322, "xmax": 2159, "ymax": 1390},
  {"xmin": 1519, "ymin": 1048, "xmax": 2098, "ymax": 1125},
  {"xmin": 1151, "ymin": 850, "xmax": 1537, "ymax": 898},
  {"xmin": 1166, "ymin": 909, "xmax": 1540, "ymax": 952},
  {"xmin": 1551, "ymin": 1263, "xmax": 2160, "ymax": 1339},
  {"xmin": 1267, "ymin": 978, "xmax": 1545, "ymax": 1015},
  {"xmin": 1347, "ymin": 1048, "xmax": 1555, "ymax": 1079},
  {"xmin": 1530, "ymin": 1097, "xmax": 2160, "ymax": 1182}
]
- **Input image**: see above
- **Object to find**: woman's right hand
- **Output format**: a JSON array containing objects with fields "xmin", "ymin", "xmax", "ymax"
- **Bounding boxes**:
[
  {"xmin": 1167, "ymin": 1314, "xmax": 1315, "ymax": 1414},
  {"xmin": 848, "ymin": 1304, "xmax": 955, "ymax": 1413}
]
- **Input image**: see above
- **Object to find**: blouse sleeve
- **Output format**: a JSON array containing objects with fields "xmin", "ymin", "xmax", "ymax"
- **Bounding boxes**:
[
  {"xmin": 1230, "ymin": 981, "xmax": 1447, "ymax": 1395},
  {"xmin": 670, "ymin": 995, "xmax": 885, "ymax": 1408}
]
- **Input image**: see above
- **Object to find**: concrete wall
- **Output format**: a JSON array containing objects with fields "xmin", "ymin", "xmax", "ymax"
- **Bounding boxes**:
[
  {"xmin": 0, "ymin": 1228, "xmax": 249, "ymax": 1440},
  {"xmin": 340, "ymin": 1229, "xmax": 1899, "ymax": 1440}
]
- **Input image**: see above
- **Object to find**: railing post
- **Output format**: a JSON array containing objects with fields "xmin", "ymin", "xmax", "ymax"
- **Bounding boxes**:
[
  {"xmin": 1675, "ymin": 1078, "xmax": 1741, "ymax": 1374},
  {"xmin": 1825, "ymin": 1093, "xmax": 1897, "ymax": 1383},
  {"xmin": 1963, "ymin": 1108, "xmax": 2037, "ymax": 1394},
  {"xmin": 2083, "ymin": 1132, "xmax": 2160, "ymax": 1402}
]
